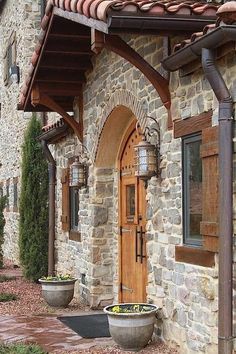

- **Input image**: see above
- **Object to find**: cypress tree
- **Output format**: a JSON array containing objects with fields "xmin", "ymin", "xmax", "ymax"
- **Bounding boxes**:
[
  {"xmin": 0, "ymin": 196, "xmax": 7, "ymax": 268},
  {"xmin": 19, "ymin": 114, "xmax": 49, "ymax": 281}
]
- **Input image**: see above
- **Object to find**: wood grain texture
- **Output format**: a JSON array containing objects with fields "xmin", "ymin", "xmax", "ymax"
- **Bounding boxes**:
[
  {"xmin": 174, "ymin": 110, "xmax": 212, "ymax": 138},
  {"xmin": 175, "ymin": 246, "xmax": 215, "ymax": 267},
  {"xmin": 200, "ymin": 126, "xmax": 219, "ymax": 252}
]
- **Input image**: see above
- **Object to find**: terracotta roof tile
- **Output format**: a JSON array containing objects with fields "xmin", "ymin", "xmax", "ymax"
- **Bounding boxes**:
[
  {"xmin": 45, "ymin": 0, "xmax": 219, "ymax": 22},
  {"xmin": 42, "ymin": 118, "xmax": 65, "ymax": 132},
  {"xmin": 19, "ymin": 0, "xmax": 220, "ymax": 110},
  {"xmin": 169, "ymin": 1, "xmax": 236, "ymax": 56}
]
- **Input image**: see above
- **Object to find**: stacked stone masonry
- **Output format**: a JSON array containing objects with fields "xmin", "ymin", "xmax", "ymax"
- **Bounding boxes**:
[
  {"xmin": 48, "ymin": 34, "xmax": 236, "ymax": 354},
  {"xmin": 0, "ymin": 0, "xmax": 42, "ymax": 263},
  {"xmin": 0, "ymin": 4, "xmax": 236, "ymax": 352}
]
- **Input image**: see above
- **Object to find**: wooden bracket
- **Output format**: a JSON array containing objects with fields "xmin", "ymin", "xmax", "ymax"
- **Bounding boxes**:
[
  {"xmin": 91, "ymin": 29, "xmax": 171, "ymax": 113},
  {"xmin": 31, "ymin": 84, "xmax": 83, "ymax": 142}
]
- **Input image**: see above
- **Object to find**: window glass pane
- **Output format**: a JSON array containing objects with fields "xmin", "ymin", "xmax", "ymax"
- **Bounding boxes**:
[
  {"xmin": 13, "ymin": 183, "xmax": 18, "ymax": 208},
  {"xmin": 126, "ymin": 185, "xmax": 135, "ymax": 221},
  {"xmin": 6, "ymin": 185, "xmax": 9, "ymax": 209},
  {"xmin": 70, "ymin": 187, "xmax": 79, "ymax": 230},
  {"xmin": 183, "ymin": 135, "xmax": 202, "ymax": 245}
]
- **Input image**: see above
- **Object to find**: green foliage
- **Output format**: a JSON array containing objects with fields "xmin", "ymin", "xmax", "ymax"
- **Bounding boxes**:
[
  {"xmin": 0, "ymin": 275, "xmax": 16, "ymax": 282},
  {"xmin": 109, "ymin": 304, "xmax": 155, "ymax": 313},
  {"xmin": 19, "ymin": 115, "xmax": 49, "ymax": 282},
  {"xmin": 41, "ymin": 274, "xmax": 73, "ymax": 281},
  {"xmin": 0, "ymin": 343, "xmax": 46, "ymax": 354},
  {"xmin": 0, "ymin": 293, "xmax": 17, "ymax": 302},
  {"xmin": 0, "ymin": 195, "xmax": 7, "ymax": 268}
]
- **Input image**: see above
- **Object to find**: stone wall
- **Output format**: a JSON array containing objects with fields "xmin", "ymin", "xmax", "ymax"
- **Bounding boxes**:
[
  {"xmin": 49, "ymin": 34, "xmax": 236, "ymax": 354},
  {"xmin": 0, "ymin": 0, "xmax": 41, "ymax": 263}
]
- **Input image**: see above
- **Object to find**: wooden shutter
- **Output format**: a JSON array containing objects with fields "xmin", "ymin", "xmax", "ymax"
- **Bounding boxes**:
[
  {"xmin": 61, "ymin": 168, "xmax": 70, "ymax": 231},
  {"xmin": 200, "ymin": 126, "xmax": 219, "ymax": 252}
]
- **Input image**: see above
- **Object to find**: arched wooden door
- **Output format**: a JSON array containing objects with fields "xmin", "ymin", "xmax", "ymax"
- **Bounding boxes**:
[{"xmin": 119, "ymin": 126, "xmax": 147, "ymax": 303}]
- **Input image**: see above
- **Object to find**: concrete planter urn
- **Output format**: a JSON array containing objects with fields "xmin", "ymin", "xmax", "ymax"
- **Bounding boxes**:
[
  {"xmin": 39, "ymin": 275, "xmax": 77, "ymax": 307},
  {"xmin": 104, "ymin": 303, "xmax": 158, "ymax": 351}
]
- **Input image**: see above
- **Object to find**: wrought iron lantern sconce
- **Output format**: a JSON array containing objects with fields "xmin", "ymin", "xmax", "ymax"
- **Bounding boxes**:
[
  {"xmin": 134, "ymin": 116, "xmax": 160, "ymax": 185},
  {"xmin": 69, "ymin": 158, "xmax": 87, "ymax": 188},
  {"xmin": 69, "ymin": 142, "xmax": 89, "ymax": 189}
]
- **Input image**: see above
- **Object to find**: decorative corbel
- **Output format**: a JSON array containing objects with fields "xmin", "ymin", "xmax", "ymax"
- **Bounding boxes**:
[
  {"xmin": 91, "ymin": 29, "xmax": 171, "ymax": 113},
  {"xmin": 31, "ymin": 84, "xmax": 83, "ymax": 142}
]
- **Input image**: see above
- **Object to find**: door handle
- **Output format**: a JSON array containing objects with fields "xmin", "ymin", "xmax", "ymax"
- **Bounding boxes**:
[
  {"xmin": 135, "ymin": 226, "xmax": 146, "ymax": 263},
  {"xmin": 140, "ymin": 226, "xmax": 146, "ymax": 264},
  {"xmin": 135, "ymin": 226, "xmax": 140, "ymax": 263}
]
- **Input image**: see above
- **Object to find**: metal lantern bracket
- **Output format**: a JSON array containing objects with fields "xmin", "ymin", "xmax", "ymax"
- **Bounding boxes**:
[{"xmin": 143, "ymin": 116, "xmax": 160, "ymax": 150}]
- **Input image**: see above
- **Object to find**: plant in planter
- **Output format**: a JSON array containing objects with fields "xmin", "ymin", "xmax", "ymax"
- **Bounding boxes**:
[
  {"xmin": 104, "ymin": 303, "xmax": 158, "ymax": 351},
  {"xmin": 39, "ymin": 274, "xmax": 77, "ymax": 307}
]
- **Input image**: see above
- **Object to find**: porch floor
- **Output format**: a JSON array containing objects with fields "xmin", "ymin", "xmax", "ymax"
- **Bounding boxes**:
[{"xmin": 0, "ymin": 264, "xmax": 179, "ymax": 353}]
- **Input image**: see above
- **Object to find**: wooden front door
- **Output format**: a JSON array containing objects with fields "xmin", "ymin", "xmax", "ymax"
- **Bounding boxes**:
[{"xmin": 119, "ymin": 127, "xmax": 147, "ymax": 303}]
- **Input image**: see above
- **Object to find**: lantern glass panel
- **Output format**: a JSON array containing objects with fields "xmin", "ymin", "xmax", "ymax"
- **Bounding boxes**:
[
  {"xmin": 134, "ymin": 142, "xmax": 157, "ymax": 179},
  {"xmin": 70, "ymin": 160, "xmax": 86, "ymax": 187}
]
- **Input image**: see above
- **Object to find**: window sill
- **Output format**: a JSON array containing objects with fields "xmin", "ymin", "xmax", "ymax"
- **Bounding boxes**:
[
  {"xmin": 175, "ymin": 245, "xmax": 215, "ymax": 267},
  {"xmin": 69, "ymin": 230, "xmax": 81, "ymax": 242}
]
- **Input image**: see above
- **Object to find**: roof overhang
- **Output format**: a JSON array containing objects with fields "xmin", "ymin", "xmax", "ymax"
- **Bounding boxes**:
[
  {"xmin": 19, "ymin": 11, "xmax": 94, "ymax": 112},
  {"xmin": 18, "ymin": 0, "xmax": 220, "ymax": 113},
  {"xmin": 162, "ymin": 25, "xmax": 236, "ymax": 73}
]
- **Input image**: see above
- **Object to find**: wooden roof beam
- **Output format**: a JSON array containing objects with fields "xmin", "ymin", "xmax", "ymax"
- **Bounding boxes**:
[
  {"xmin": 44, "ymin": 50, "xmax": 92, "ymax": 56},
  {"xmin": 37, "ymin": 83, "xmax": 82, "ymax": 96},
  {"xmin": 91, "ymin": 29, "xmax": 171, "ymax": 113},
  {"xmin": 36, "ymin": 70, "xmax": 86, "ymax": 83},
  {"xmin": 40, "ymin": 55, "xmax": 93, "ymax": 70},
  {"xmin": 31, "ymin": 84, "xmax": 83, "ymax": 142}
]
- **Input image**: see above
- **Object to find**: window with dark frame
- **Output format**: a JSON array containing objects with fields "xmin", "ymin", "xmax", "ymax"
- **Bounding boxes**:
[
  {"xmin": 4, "ymin": 32, "xmax": 16, "ymax": 86},
  {"xmin": 69, "ymin": 186, "xmax": 79, "ymax": 232},
  {"xmin": 13, "ymin": 183, "xmax": 18, "ymax": 210},
  {"xmin": 6, "ymin": 183, "xmax": 9, "ymax": 210},
  {"xmin": 183, "ymin": 134, "xmax": 202, "ymax": 246}
]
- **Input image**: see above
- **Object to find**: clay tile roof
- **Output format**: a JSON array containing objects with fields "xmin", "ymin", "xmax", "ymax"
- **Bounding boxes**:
[
  {"xmin": 45, "ymin": 0, "xmax": 220, "ymax": 22},
  {"xmin": 42, "ymin": 118, "xmax": 65, "ymax": 133},
  {"xmin": 19, "ymin": 0, "xmax": 221, "ymax": 111},
  {"xmin": 170, "ymin": 1, "xmax": 236, "ymax": 55},
  {"xmin": 173, "ymin": 21, "xmax": 220, "ymax": 53}
]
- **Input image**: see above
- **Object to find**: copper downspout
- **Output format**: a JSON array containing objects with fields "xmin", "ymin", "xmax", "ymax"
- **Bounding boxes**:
[
  {"xmin": 41, "ymin": 140, "xmax": 56, "ymax": 276},
  {"xmin": 202, "ymin": 48, "xmax": 233, "ymax": 354}
]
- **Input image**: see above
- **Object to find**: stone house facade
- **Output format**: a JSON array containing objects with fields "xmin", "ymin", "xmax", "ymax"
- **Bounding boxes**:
[
  {"xmin": 0, "ymin": 0, "xmax": 43, "ymax": 263},
  {"xmin": 1, "ymin": 0, "xmax": 236, "ymax": 353}
]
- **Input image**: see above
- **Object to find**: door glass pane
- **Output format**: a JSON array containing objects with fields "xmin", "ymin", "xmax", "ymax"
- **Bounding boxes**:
[{"xmin": 126, "ymin": 185, "xmax": 135, "ymax": 221}]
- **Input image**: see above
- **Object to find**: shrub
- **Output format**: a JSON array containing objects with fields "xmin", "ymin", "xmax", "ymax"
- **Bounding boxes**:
[
  {"xmin": 0, "ymin": 293, "xmax": 17, "ymax": 302},
  {"xmin": 0, "ymin": 196, "xmax": 7, "ymax": 268},
  {"xmin": 0, "ymin": 275, "xmax": 16, "ymax": 282},
  {"xmin": 19, "ymin": 115, "xmax": 49, "ymax": 282},
  {"xmin": 0, "ymin": 343, "xmax": 46, "ymax": 354}
]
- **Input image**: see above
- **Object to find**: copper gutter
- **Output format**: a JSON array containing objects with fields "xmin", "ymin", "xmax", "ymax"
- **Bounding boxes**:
[
  {"xmin": 162, "ymin": 25, "xmax": 236, "ymax": 72},
  {"xmin": 162, "ymin": 25, "xmax": 235, "ymax": 354},
  {"xmin": 40, "ymin": 140, "xmax": 56, "ymax": 276},
  {"xmin": 202, "ymin": 48, "xmax": 233, "ymax": 354},
  {"xmin": 108, "ymin": 15, "xmax": 217, "ymax": 34}
]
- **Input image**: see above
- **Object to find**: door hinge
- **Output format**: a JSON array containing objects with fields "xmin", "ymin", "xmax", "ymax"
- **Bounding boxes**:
[{"xmin": 120, "ymin": 283, "xmax": 134, "ymax": 293}]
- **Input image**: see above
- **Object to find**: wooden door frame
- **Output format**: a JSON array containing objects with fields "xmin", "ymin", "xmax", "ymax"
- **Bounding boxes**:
[{"xmin": 116, "ymin": 119, "xmax": 139, "ymax": 302}]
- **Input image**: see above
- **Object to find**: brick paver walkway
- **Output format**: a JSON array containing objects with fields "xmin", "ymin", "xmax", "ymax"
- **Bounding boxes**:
[{"xmin": 0, "ymin": 313, "xmax": 113, "ymax": 352}]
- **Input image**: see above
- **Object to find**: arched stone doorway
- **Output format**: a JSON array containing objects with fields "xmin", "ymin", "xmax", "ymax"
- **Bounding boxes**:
[{"xmin": 93, "ymin": 105, "xmax": 147, "ymax": 304}]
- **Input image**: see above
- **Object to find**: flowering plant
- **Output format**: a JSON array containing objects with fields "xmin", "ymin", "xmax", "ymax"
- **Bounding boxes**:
[{"xmin": 40, "ymin": 274, "xmax": 74, "ymax": 281}]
